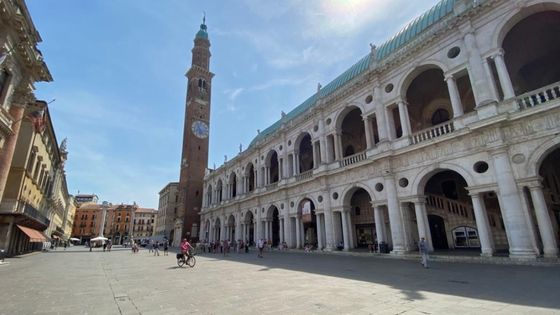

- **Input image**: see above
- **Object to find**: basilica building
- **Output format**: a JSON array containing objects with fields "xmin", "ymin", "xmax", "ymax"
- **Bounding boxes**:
[{"xmin": 198, "ymin": 0, "xmax": 560, "ymax": 259}]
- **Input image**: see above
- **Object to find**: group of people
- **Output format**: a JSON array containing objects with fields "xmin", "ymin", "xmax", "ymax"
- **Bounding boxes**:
[{"xmin": 147, "ymin": 239, "xmax": 169, "ymax": 256}]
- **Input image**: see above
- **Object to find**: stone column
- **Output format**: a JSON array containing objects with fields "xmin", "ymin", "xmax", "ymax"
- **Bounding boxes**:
[
  {"xmin": 253, "ymin": 170, "xmax": 258, "ymax": 188},
  {"xmin": 340, "ymin": 209, "xmax": 350, "ymax": 251},
  {"xmin": 295, "ymin": 151, "xmax": 300, "ymax": 174},
  {"xmin": 284, "ymin": 212, "xmax": 291, "ymax": 247},
  {"xmin": 445, "ymin": 75, "xmax": 464, "ymax": 118},
  {"xmin": 374, "ymin": 85, "xmax": 389, "ymax": 142},
  {"xmin": 413, "ymin": 200, "xmax": 433, "ymax": 252},
  {"xmin": 400, "ymin": 203, "xmax": 415, "ymax": 251},
  {"xmin": 295, "ymin": 216, "xmax": 302, "ymax": 248},
  {"xmin": 319, "ymin": 135, "xmax": 327, "ymax": 164},
  {"xmin": 492, "ymin": 49, "xmax": 516, "ymax": 100},
  {"xmin": 491, "ymin": 149, "xmax": 536, "ymax": 257},
  {"xmin": 0, "ymin": 103, "xmax": 26, "ymax": 204},
  {"xmin": 363, "ymin": 116, "xmax": 373, "ymax": 149},
  {"xmin": 323, "ymin": 198, "xmax": 335, "ymax": 250},
  {"xmin": 529, "ymin": 184, "xmax": 558, "ymax": 257},
  {"xmin": 316, "ymin": 213, "xmax": 324, "ymax": 249},
  {"xmin": 292, "ymin": 153, "xmax": 297, "ymax": 176},
  {"xmin": 235, "ymin": 216, "xmax": 241, "ymax": 241},
  {"xmin": 483, "ymin": 58, "xmax": 500, "ymax": 101},
  {"xmin": 470, "ymin": 192, "xmax": 495, "ymax": 256},
  {"xmin": 265, "ymin": 219, "xmax": 270, "ymax": 241},
  {"xmin": 397, "ymin": 101, "xmax": 411, "ymax": 137},
  {"xmin": 334, "ymin": 133, "xmax": 342, "ymax": 160},
  {"xmin": 374, "ymin": 206, "xmax": 386, "ymax": 244},
  {"xmin": 385, "ymin": 176, "xmax": 405, "ymax": 253},
  {"xmin": 463, "ymin": 32, "xmax": 495, "ymax": 106},
  {"xmin": 311, "ymin": 141, "xmax": 318, "ymax": 168},
  {"xmin": 279, "ymin": 218, "xmax": 284, "ymax": 243},
  {"xmin": 385, "ymin": 106, "xmax": 396, "ymax": 140}
]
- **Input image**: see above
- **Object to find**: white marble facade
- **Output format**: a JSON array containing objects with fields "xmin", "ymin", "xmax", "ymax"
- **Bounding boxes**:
[{"xmin": 199, "ymin": 0, "xmax": 560, "ymax": 259}]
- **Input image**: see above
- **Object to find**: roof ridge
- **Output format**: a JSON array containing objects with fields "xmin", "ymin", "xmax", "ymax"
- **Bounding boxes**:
[{"xmin": 245, "ymin": 0, "xmax": 458, "ymax": 150}]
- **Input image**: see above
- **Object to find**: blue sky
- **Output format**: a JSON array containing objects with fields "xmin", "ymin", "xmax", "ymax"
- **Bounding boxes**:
[{"xmin": 27, "ymin": 0, "xmax": 437, "ymax": 208}]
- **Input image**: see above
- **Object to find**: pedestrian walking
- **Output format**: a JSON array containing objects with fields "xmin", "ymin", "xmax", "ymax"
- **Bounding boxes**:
[
  {"xmin": 257, "ymin": 238, "xmax": 264, "ymax": 258},
  {"xmin": 103, "ymin": 242, "xmax": 107, "ymax": 252},
  {"xmin": 107, "ymin": 240, "xmax": 112, "ymax": 252},
  {"xmin": 64, "ymin": 242, "xmax": 67, "ymax": 250},
  {"xmin": 148, "ymin": 240, "xmax": 153, "ymax": 253},
  {"xmin": 245, "ymin": 240, "xmax": 249, "ymax": 253},
  {"xmin": 163, "ymin": 240, "xmax": 169, "ymax": 256},
  {"xmin": 154, "ymin": 241, "xmax": 160, "ymax": 256},
  {"xmin": 419, "ymin": 237, "xmax": 429, "ymax": 268}
]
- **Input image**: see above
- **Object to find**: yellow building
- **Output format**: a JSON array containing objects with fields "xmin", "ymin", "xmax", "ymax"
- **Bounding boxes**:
[{"xmin": 0, "ymin": 101, "xmax": 71, "ymax": 255}]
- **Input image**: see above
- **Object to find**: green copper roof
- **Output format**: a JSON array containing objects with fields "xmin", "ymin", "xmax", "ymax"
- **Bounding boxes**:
[
  {"xmin": 248, "ymin": 0, "xmax": 457, "ymax": 148},
  {"xmin": 196, "ymin": 23, "xmax": 208, "ymax": 39}
]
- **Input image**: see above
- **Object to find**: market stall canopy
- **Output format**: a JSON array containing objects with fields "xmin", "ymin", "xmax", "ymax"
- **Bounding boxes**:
[
  {"xmin": 69, "ymin": 237, "xmax": 80, "ymax": 241},
  {"xmin": 90, "ymin": 236, "xmax": 108, "ymax": 241}
]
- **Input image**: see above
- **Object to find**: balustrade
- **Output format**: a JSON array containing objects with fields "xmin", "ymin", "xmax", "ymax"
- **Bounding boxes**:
[
  {"xmin": 426, "ymin": 194, "xmax": 473, "ymax": 219},
  {"xmin": 295, "ymin": 170, "xmax": 313, "ymax": 181},
  {"xmin": 516, "ymin": 81, "xmax": 560, "ymax": 110},
  {"xmin": 411, "ymin": 121, "xmax": 455, "ymax": 144},
  {"xmin": 339, "ymin": 151, "xmax": 367, "ymax": 167}
]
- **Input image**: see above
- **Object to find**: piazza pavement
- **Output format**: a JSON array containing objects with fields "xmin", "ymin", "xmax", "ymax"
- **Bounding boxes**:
[{"xmin": 0, "ymin": 246, "xmax": 559, "ymax": 315}]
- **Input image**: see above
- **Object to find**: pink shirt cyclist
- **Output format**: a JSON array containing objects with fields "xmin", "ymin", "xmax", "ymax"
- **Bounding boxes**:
[{"xmin": 180, "ymin": 238, "xmax": 193, "ymax": 255}]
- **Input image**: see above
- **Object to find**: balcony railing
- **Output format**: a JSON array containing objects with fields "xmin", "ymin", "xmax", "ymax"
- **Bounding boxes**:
[
  {"xmin": 411, "ymin": 121, "xmax": 455, "ymax": 145},
  {"xmin": 296, "ymin": 170, "xmax": 313, "ymax": 181},
  {"xmin": 516, "ymin": 81, "xmax": 560, "ymax": 110},
  {"xmin": 266, "ymin": 182, "xmax": 278, "ymax": 190},
  {"xmin": 339, "ymin": 151, "xmax": 367, "ymax": 168},
  {"xmin": 426, "ymin": 194, "xmax": 473, "ymax": 220},
  {"xmin": 23, "ymin": 203, "xmax": 50, "ymax": 227}
]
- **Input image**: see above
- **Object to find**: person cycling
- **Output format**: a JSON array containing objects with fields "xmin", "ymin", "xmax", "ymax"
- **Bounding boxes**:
[{"xmin": 180, "ymin": 238, "xmax": 193, "ymax": 258}]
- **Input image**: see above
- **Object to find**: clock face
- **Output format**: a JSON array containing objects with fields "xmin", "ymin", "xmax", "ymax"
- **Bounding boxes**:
[{"xmin": 192, "ymin": 120, "xmax": 209, "ymax": 139}]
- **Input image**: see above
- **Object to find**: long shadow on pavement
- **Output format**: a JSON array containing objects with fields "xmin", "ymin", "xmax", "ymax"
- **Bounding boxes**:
[{"xmin": 196, "ymin": 250, "xmax": 560, "ymax": 310}]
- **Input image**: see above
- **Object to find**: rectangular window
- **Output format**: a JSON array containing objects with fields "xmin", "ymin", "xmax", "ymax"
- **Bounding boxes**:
[{"xmin": 0, "ymin": 68, "xmax": 11, "ymax": 106}]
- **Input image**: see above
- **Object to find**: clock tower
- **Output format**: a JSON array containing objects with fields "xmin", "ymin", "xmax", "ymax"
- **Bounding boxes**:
[{"xmin": 176, "ymin": 17, "xmax": 213, "ymax": 243}]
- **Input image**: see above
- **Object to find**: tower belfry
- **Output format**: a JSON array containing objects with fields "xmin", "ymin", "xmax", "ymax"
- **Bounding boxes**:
[{"xmin": 175, "ymin": 17, "xmax": 213, "ymax": 243}]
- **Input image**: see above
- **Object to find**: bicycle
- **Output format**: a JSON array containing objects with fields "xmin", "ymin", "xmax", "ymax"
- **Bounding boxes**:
[{"xmin": 176, "ymin": 251, "xmax": 196, "ymax": 268}]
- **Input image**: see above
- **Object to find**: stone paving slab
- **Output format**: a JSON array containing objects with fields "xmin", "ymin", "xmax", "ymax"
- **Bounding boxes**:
[{"xmin": 0, "ymin": 246, "xmax": 559, "ymax": 314}]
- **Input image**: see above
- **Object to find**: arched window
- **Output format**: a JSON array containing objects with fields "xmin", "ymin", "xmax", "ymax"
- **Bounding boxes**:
[{"xmin": 431, "ymin": 108, "xmax": 450, "ymax": 125}]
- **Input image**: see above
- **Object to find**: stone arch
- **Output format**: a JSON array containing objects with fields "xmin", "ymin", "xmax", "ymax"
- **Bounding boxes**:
[
  {"xmin": 216, "ymin": 179, "xmax": 224, "ymax": 203},
  {"xmin": 245, "ymin": 162, "xmax": 255, "ymax": 192},
  {"xmin": 341, "ymin": 182, "xmax": 376, "ymax": 206},
  {"xmin": 398, "ymin": 61, "xmax": 450, "ymax": 98},
  {"xmin": 294, "ymin": 195, "xmax": 319, "ymax": 211},
  {"xmin": 334, "ymin": 104, "xmax": 365, "ymax": 131},
  {"xmin": 265, "ymin": 149, "xmax": 280, "ymax": 184},
  {"xmin": 492, "ymin": 2, "xmax": 560, "ymax": 49},
  {"xmin": 410, "ymin": 162, "xmax": 475, "ymax": 196},
  {"xmin": 527, "ymin": 137, "xmax": 560, "ymax": 178},
  {"xmin": 495, "ymin": 3, "xmax": 560, "ymax": 95},
  {"xmin": 206, "ymin": 183, "xmax": 213, "ymax": 205},
  {"xmin": 295, "ymin": 132, "xmax": 314, "ymax": 173},
  {"xmin": 265, "ymin": 204, "xmax": 281, "ymax": 219},
  {"xmin": 335, "ymin": 105, "xmax": 367, "ymax": 157},
  {"xmin": 229, "ymin": 171, "xmax": 238, "ymax": 198}
]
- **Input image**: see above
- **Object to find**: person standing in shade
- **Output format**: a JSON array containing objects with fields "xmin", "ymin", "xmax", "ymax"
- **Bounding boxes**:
[
  {"xmin": 419, "ymin": 237, "xmax": 429, "ymax": 269},
  {"xmin": 257, "ymin": 238, "xmax": 264, "ymax": 258},
  {"xmin": 153, "ymin": 241, "xmax": 160, "ymax": 256},
  {"xmin": 163, "ymin": 240, "xmax": 169, "ymax": 256}
]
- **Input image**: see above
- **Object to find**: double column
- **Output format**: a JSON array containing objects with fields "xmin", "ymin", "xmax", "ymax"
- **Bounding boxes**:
[
  {"xmin": 445, "ymin": 75, "xmax": 464, "ymax": 118},
  {"xmin": 491, "ymin": 49, "xmax": 515, "ymax": 100},
  {"xmin": 491, "ymin": 149, "xmax": 536, "ymax": 257},
  {"xmin": 527, "ymin": 182, "xmax": 558, "ymax": 257},
  {"xmin": 0, "ymin": 87, "xmax": 31, "ymax": 204},
  {"xmin": 397, "ymin": 101, "xmax": 411, "ymax": 137},
  {"xmin": 385, "ymin": 175, "xmax": 406, "ymax": 253}
]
